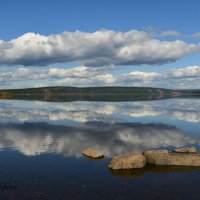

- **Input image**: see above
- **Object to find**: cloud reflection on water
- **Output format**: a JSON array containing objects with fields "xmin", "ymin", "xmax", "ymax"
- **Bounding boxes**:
[
  {"xmin": 0, "ymin": 99, "xmax": 200, "ymax": 123},
  {"xmin": 0, "ymin": 122, "xmax": 199, "ymax": 157}
]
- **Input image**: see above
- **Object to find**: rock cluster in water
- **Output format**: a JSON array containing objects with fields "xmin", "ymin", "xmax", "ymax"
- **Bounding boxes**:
[{"xmin": 109, "ymin": 147, "xmax": 200, "ymax": 170}]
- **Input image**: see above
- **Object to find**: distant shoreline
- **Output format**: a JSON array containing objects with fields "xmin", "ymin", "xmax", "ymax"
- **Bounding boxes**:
[{"xmin": 0, "ymin": 86, "xmax": 199, "ymax": 102}]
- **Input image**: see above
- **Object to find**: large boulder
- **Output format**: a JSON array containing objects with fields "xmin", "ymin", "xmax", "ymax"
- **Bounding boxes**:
[
  {"xmin": 108, "ymin": 153, "xmax": 146, "ymax": 170},
  {"xmin": 143, "ymin": 150, "xmax": 170, "ymax": 165},
  {"xmin": 172, "ymin": 147, "xmax": 197, "ymax": 154},
  {"xmin": 82, "ymin": 148, "xmax": 104, "ymax": 159},
  {"xmin": 169, "ymin": 153, "xmax": 200, "ymax": 166}
]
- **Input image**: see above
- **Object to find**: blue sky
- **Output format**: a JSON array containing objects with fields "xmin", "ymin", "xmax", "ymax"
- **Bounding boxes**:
[
  {"xmin": 0, "ymin": 0, "xmax": 200, "ymax": 89},
  {"xmin": 1, "ymin": 0, "xmax": 200, "ymax": 38}
]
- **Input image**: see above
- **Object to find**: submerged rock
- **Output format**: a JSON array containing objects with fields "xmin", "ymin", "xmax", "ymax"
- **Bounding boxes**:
[
  {"xmin": 172, "ymin": 147, "xmax": 197, "ymax": 154},
  {"xmin": 108, "ymin": 152, "xmax": 146, "ymax": 170},
  {"xmin": 143, "ymin": 150, "xmax": 170, "ymax": 165},
  {"xmin": 82, "ymin": 148, "xmax": 104, "ymax": 159}
]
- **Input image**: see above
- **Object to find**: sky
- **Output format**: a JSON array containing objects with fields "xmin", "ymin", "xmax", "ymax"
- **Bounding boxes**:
[{"xmin": 0, "ymin": 0, "xmax": 200, "ymax": 89}]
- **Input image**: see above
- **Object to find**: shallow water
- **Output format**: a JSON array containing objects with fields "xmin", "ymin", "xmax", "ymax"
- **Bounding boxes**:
[{"xmin": 0, "ymin": 98, "xmax": 200, "ymax": 199}]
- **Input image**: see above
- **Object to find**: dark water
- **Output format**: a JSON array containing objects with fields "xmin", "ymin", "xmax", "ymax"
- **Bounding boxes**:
[{"xmin": 0, "ymin": 99, "xmax": 200, "ymax": 199}]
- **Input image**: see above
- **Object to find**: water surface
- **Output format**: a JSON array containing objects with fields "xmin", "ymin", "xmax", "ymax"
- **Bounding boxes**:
[{"xmin": 0, "ymin": 98, "xmax": 200, "ymax": 199}]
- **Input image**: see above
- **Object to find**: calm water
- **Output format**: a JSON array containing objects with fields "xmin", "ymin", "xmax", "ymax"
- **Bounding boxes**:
[{"xmin": 0, "ymin": 98, "xmax": 200, "ymax": 199}]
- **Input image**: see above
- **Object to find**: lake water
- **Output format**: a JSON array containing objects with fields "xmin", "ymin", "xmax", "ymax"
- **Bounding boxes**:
[{"xmin": 0, "ymin": 98, "xmax": 200, "ymax": 199}]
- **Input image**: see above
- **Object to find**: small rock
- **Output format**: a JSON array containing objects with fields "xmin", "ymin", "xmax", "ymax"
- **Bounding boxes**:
[
  {"xmin": 82, "ymin": 148, "xmax": 104, "ymax": 159},
  {"xmin": 143, "ymin": 150, "xmax": 170, "ymax": 165},
  {"xmin": 172, "ymin": 147, "xmax": 197, "ymax": 154},
  {"xmin": 108, "ymin": 152, "xmax": 146, "ymax": 170}
]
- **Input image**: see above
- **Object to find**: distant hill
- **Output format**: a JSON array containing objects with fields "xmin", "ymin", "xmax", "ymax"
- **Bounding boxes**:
[{"xmin": 0, "ymin": 86, "xmax": 199, "ymax": 102}]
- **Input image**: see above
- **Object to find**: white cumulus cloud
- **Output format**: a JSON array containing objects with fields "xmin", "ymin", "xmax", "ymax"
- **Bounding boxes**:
[{"xmin": 0, "ymin": 29, "xmax": 199, "ymax": 67}]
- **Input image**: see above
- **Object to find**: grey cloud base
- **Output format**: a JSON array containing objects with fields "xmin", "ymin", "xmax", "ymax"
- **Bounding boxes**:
[{"xmin": 0, "ymin": 30, "xmax": 199, "ymax": 67}]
